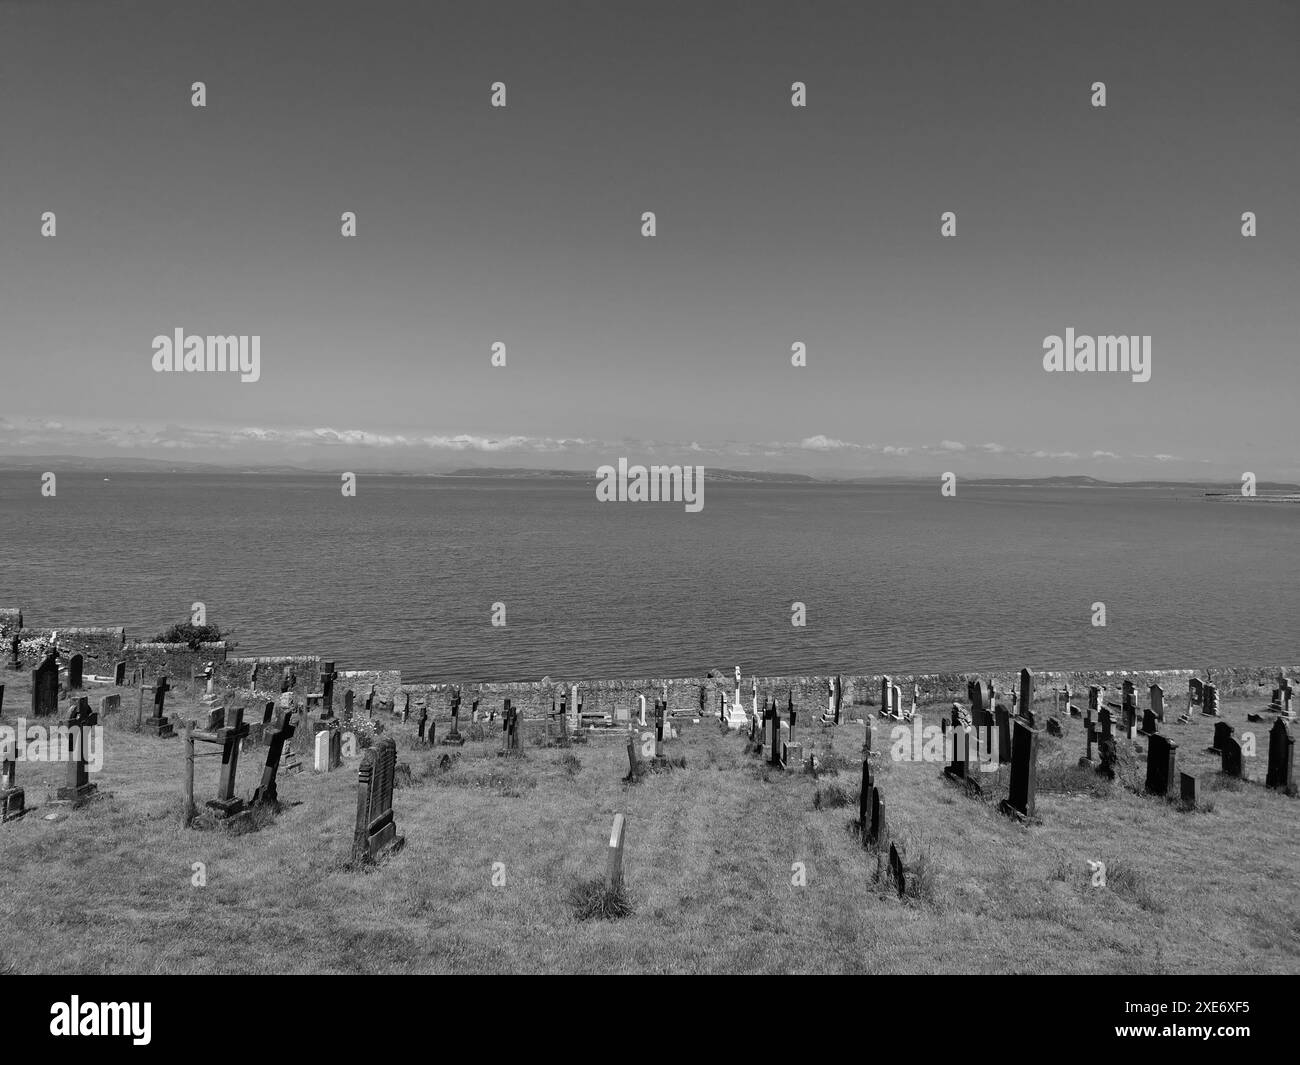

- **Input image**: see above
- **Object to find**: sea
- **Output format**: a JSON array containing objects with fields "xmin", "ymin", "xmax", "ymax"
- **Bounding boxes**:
[{"xmin": 1, "ymin": 472, "xmax": 1296, "ymax": 683}]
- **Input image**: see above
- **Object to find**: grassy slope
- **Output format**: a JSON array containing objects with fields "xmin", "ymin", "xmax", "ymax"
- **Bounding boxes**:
[{"xmin": 0, "ymin": 672, "xmax": 1295, "ymax": 974}]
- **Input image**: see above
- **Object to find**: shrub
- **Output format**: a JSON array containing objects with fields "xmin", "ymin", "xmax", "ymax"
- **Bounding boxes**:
[{"xmin": 152, "ymin": 621, "xmax": 231, "ymax": 649}]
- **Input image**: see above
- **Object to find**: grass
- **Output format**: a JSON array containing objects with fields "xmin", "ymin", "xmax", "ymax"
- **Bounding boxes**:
[{"xmin": 0, "ymin": 677, "xmax": 1296, "ymax": 973}]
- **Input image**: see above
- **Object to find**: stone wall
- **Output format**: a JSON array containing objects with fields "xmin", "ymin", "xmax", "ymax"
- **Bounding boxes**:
[
  {"xmin": 0, "ymin": 609, "xmax": 22, "ymax": 643},
  {"xmin": 338, "ymin": 670, "xmax": 402, "ymax": 711},
  {"xmin": 123, "ymin": 641, "xmax": 229, "ymax": 682},
  {"xmin": 223, "ymin": 655, "xmax": 321, "ymax": 694},
  {"xmin": 54, "ymin": 627, "xmax": 126, "ymax": 674}
]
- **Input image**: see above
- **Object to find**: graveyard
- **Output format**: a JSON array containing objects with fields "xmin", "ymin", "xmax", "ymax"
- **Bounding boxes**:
[{"xmin": 0, "ymin": 654, "xmax": 1295, "ymax": 974}]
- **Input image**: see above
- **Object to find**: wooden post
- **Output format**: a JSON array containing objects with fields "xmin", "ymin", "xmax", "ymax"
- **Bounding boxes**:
[
  {"xmin": 605, "ymin": 813, "xmax": 626, "ymax": 892},
  {"xmin": 183, "ymin": 722, "xmax": 196, "ymax": 825}
]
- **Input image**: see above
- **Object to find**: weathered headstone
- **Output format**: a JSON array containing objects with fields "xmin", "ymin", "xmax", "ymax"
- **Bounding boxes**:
[
  {"xmin": 203, "ymin": 705, "xmax": 225, "ymax": 731},
  {"xmin": 351, "ymin": 737, "xmax": 403, "ymax": 865},
  {"xmin": 1000, "ymin": 719, "xmax": 1040, "ymax": 820},
  {"xmin": 605, "ymin": 813, "xmax": 626, "ymax": 891},
  {"xmin": 114, "ymin": 661, "xmax": 127, "ymax": 687},
  {"xmin": 1265, "ymin": 718, "xmax": 1294, "ymax": 791},
  {"xmin": 343, "ymin": 689, "xmax": 354, "ymax": 717},
  {"xmin": 1202, "ymin": 682, "xmax": 1219, "ymax": 717},
  {"xmin": 942, "ymin": 707, "xmax": 969, "ymax": 782},
  {"xmin": 5, "ymin": 635, "xmax": 19, "ymax": 671},
  {"xmin": 1180, "ymin": 772, "xmax": 1199, "ymax": 806},
  {"xmin": 995, "ymin": 704, "xmax": 1012, "ymax": 766},
  {"xmin": 67, "ymin": 653, "xmax": 84, "ymax": 690},
  {"xmin": 446, "ymin": 690, "xmax": 465, "ymax": 745},
  {"xmin": 1139, "ymin": 707, "xmax": 1159, "ymax": 737},
  {"xmin": 315, "ymin": 730, "xmax": 333, "ymax": 773},
  {"xmin": 31, "ymin": 654, "xmax": 58, "ymax": 717},
  {"xmin": 56, "ymin": 697, "xmax": 99, "ymax": 807},
  {"xmin": 205, "ymin": 707, "xmax": 250, "ymax": 818},
  {"xmin": 1150, "ymin": 683, "xmax": 1164, "ymax": 721},
  {"xmin": 1209, "ymin": 720, "xmax": 1234, "ymax": 754},
  {"xmin": 252, "ymin": 709, "xmax": 295, "ymax": 805},
  {"xmin": 1188, "ymin": 677, "xmax": 1204, "ymax": 709},
  {"xmin": 1144, "ymin": 734, "xmax": 1177, "ymax": 797},
  {"xmin": 416, "ymin": 703, "xmax": 428, "ymax": 742},
  {"xmin": 320, "ymin": 661, "xmax": 339, "ymax": 720},
  {"xmin": 146, "ymin": 676, "xmax": 176, "ymax": 738}
]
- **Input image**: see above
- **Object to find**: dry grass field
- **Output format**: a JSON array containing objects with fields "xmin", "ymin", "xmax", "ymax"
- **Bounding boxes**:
[{"xmin": 0, "ymin": 671, "xmax": 1296, "ymax": 974}]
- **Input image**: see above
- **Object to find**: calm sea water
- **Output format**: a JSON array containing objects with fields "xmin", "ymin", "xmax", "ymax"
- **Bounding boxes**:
[{"xmin": 1, "ymin": 472, "xmax": 1296, "ymax": 682}]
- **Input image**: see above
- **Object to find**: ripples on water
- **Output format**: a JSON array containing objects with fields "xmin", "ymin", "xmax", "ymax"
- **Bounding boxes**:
[{"xmin": 2, "ymin": 473, "xmax": 1296, "ymax": 682}]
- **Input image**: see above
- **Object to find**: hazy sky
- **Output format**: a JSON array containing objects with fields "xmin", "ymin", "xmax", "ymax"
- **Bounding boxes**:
[{"xmin": 1, "ymin": 0, "xmax": 1296, "ymax": 478}]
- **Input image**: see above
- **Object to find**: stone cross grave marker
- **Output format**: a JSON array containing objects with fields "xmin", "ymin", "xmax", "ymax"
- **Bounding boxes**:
[
  {"xmin": 56, "ymin": 697, "xmax": 99, "ymax": 807},
  {"xmin": 147, "ymin": 676, "xmax": 176, "ymax": 737},
  {"xmin": 352, "ymin": 737, "xmax": 403, "ymax": 865},
  {"xmin": 204, "ymin": 706, "xmax": 251, "ymax": 818},
  {"xmin": 252, "ymin": 709, "xmax": 295, "ymax": 805}
]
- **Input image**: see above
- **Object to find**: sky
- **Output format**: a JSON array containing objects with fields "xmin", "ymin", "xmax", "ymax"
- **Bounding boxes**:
[{"xmin": 1, "ymin": 0, "xmax": 1297, "ymax": 479}]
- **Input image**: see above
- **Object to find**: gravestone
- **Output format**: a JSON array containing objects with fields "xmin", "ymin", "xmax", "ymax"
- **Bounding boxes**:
[
  {"xmin": 1000, "ymin": 718, "xmax": 1040, "ymax": 819},
  {"xmin": 5, "ymin": 635, "xmax": 19, "ymax": 671},
  {"xmin": 315, "ymin": 730, "xmax": 334, "ymax": 772},
  {"xmin": 1088, "ymin": 685, "xmax": 1104, "ymax": 720},
  {"xmin": 994, "ymin": 705, "xmax": 1012, "ymax": 765},
  {"xmin": 0, "ymin": 683, "xmax": 4, "ymax": 715},
  {"xmin": 1180, "ymin": 772, "xmax": 1199, "ymax": 806},
  {"xmin": 67, "ymin": 654, "xmax": 84, "ymax": 690},
  {"xmin": 1139, "ymin": 708, "xmax": 1158, "ymax": 737},
  {"xmin": 1150, "ymin": 683, "xmax": 1164, "ymax": 721},
  {"xmin": 114, "ymin": 661, "xmax": 127, "ymax": 686},
  {"xmin": 606, "ymin": 813, "xmax": 626, "ymax": 891},
  {"xmin": 891, "ymin": 683, "xmax": 903, "ymax": 719},
  {"xmin": 1265, "ymin": 718, "xmax": 1294, "ymax": 791},
  {"xmin": 1188, "ymin": 677, "xmax": 1204, "ymax": 709},
  {"xmin": 205, "ymin": 707, "xmax": 251, "ymax": 818},
  {"xmin": 203, "ymin": 706, "xmax": 225, "ymax": 731},
  {"xmin": 417, "ymin": 704, "xmax": 428, "ymax": 742},
  {"xmin": 31, "ymin": 654, "xmax": 58, "ymax": 717},
  {"xmin": 252, "ymin": 709, "xmax": 296, "ymax": 805},
  {"xmin": 1, "ymin": 739, "xmax": 28, "ymax": 821},
  {"xmin": 1018, "ymin": 668, "xmax": 1035, "ymax": 724},
  {"xmin": 655, "ymin": 700, "xmax": 665, "ymax": 742},
  {"xmin": 942, "ymin": 707, "xmax": 972, "ymax": 784},
  {"xmin": 1209, "ymin": 721, "xmax": 1234, "ymax": 754},
  {"xmin": 445, "ymin": 690, "xmax": 465, "ymax": 746},
  {"xmin": 1220, "ymin": 735, "xmax": 1243, "ymax": 778},
  {"xmin": 880, "ymin": 675, "xmax": 892, "ymax": 718},
  {"xmin": 781, "ymin": 737, "xmax": 802, "ymax": 770},
  {"xmin": 1144, "ymin": 734, "xmax": 1177, "ymax": 797},
  {"xmin": 888, "ymin": 842, "xmax": 906, "ymax": 898},
  {"xmin": 502, "ymin": 701, "xmax": 520, "ymax": 753},
  {"xmin": 858, "ymin": 761, "xmax": 873, "ymax": 831},
  {"xmin": 262, "ymin": 701, "xmax": 275, "ymax": 726},
  {"xmin": 865, "ymin": 786, "xmax": 886, "ymax": 847},
  {"xmin": 320, "ymin": 662, "xmax": 339, "ymax": 720},
  {"xmin": 1202, "ymin": 682, "xmax": 1219, "ymax": 717},
  {"xmin": 343, "ymin": 690, "xmax": 354, "ymax": 717},
  {"xmin": 146, "ymin": 676, "xmax": 176, "ymax": 738},
  {"xmin": 1268, "ymin": 674, "xmax": 1294, "ymax": 719},
  {"xmin": 351, "ymin": 737, "xmax": 403, "ymax": 865},
  {"xmin": 1121, "ymin": 680, "xmax": 1136, "ymax": 726},
  {"xmin": 56, "ymin": 697, "xmax": 99, "ymax": 807}
]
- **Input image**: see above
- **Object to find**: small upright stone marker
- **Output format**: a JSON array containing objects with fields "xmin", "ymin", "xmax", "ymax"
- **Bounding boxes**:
[
  {"xmin": 1144, "ymin": 733, "xmax": 1177, "ymax": 797},
  {"xmin": 56, "ymin": 697, "xmax": 99, "ymax": 808},
  {"xmin": 605, "ymin": 812, "xmax": 626, "ymax": 892},
  {"xmin": 1265, "ymin": 718, "xmax": 1294, "ymax": 792}
]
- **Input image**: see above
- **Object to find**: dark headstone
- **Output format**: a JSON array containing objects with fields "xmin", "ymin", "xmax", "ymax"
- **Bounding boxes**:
[
  {"xmin": 0, "ymin": 741, "xmax": 27, "ymax": 822},
  {"xmin": 1149, "ymin": 683, "xmax": 1164, "ymax": 721},
  {"xmin": 1001, "ymin": 719, "xmax": 1040, "ymax": 819},
  {"xmin": 942, "ymin": 707, "xmax": 968, "ymax": 782},
  {"xmin": 888, "ymin": 842, "xmax": 905, "ymax": 898},
  {"xmin": 866, "ymin": 786, "xmax": 886, "ymax": 847},
  {"xmin": 320, "ymin": 661, "xmax": 339, "ymax": 719},
  {"xmin": 1180, "ymin": 772, "xmax": 1199, "ymax": 806},
  {"xmin": 1209, "ymin": 720, "xmax": 1234, "ymax": 754},
  {"xmin": 67, "ymin": 654, "xmax": 84, "ymax": 690},
  {"xmin": 994, "ymin": 705, "xmax": 1012, "ymax": 766},
  {"xmin": 206, "ymin": 707, "xmax": 251, "ymax": 817},
  {"xmin": 147, "ymin": 676, "xmax": 175, "ymax": 737},
  {"xmin": 1018, "ymin": 668, "xmax": 1035, "ymax": 722},
  {"xmin": 1144, "ymin": 733, "xmax": 1177, "ymax": 797},
  {"xmin": 1139, "ymin": 708, "xmax": 1158, "ymax": 737},
  {"xmin": 1265, "ymin": 718, "xmax": 1294, "ymax": 791},
  {"xmin": 1220, "ymin": 736, "xmax": 1243, "ymax": 778},
  {"xmin": 252, "ymin": 709, "xmax": 296, "ymax": 805},
  {"xmin": 31, "ymin": 654, "xmax": 58, "ymax": 717},
  {"xmin": 1188, "ymin": 677, "xmax": 1204, "ymax": 707},
  {"xmin": 114, "ymin": 661, "xmax": 127, "ymax": 687},
  {"xmin": 858, "ymin": 760, "xmax": 873, "ymax": 831}
]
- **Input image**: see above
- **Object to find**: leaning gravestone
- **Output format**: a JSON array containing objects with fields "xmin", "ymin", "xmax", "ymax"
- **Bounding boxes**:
[
  {"xmin": 1000, "ymin": 718, "xmax": 1040, "ymax": 820},
  {"xmin": 56, "ymin": 697, "xmax": 99, "ymax": 808},
  {"xmin": 98, "ymin": 694, "xmax": 120, "ymax": 716},
  {"xmin": 252, "ymin": 709, "xmax": 296, "ymax": 805},
  {"xmin": 351, "ymin": 737, "xmax": 403, "ymax": 865},
  {"xmin": 206, "ymin": 707, "xmax": 251, "ymax": 819},
  {"xmin": 1265, "ymin": 718, "xmax": 1294, "ymax": 792},
  {"xmin": 1145, "ymin": 734, "xmax": 1177, "ymax": 797},
  {"xmin": 31, "ymin": 654, "xmax": 58, "ymax": 717},
  {"xmin": 1150, "ymin": 683, "xmax": 1164, "ymax": 722}
]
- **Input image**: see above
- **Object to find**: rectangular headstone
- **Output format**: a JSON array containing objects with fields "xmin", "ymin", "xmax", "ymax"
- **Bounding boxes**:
[
  {"xmin": 1180, "ymin": 772, "xmax": 1199, "ymax": 805},
  {"xmin": 98, "ymin": 694, "xmax": 120, "ymax": 716},
  {"xmin": 1145, "ymin": 734, "xmax": 1177, "ymax": 797},
  {"xmin": 1001, "ymin": 719, "xmax": 1040, "ymax": 820},
  {"xmin": 31, "ymin": 654, "xmax": 58, "ymax": 717},
  {"xmin": 605, "ymin": 813, "xmax": 626, "ymax": 891},
  {"xmin": 1149, "ymin": 683, "xmax": 1164, "ymax": 721},
  {"xmin": 315, "ymin": 730, "xmax": 333, "ymax": 772},
  {"xmin": 67, "ymin": 654, "xmax": 83, "ymax": 690},
  {"xmin": 114, "ymin": 661, "xmax": 127, "ymax": 686},
  {"xmin": 56, "ymin": 697, "xmax": 98, "ymax": 807}
]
